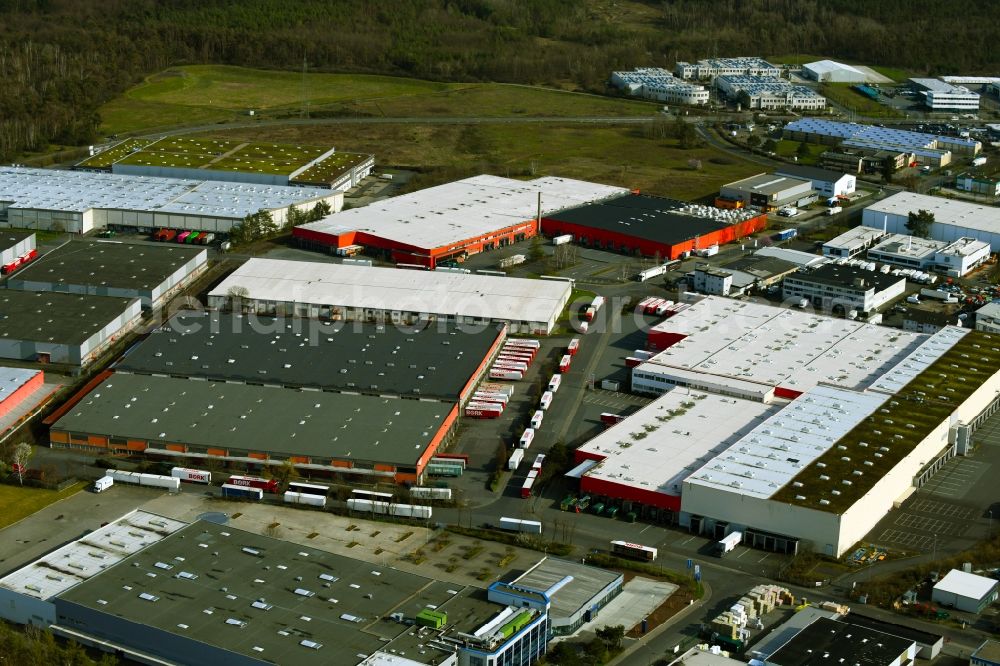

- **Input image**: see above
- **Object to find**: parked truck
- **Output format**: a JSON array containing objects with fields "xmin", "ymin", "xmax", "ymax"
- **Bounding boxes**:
[
  {"xmin": 552, "ymin": 234, "xmax": 573, "ymax": 246},
  {"xmin": 283, "ymin": 491, "xmax": 327, "ymax": 508},
  {"xmin": 171, "ymin": 467, "xmax": 211, "ymax": 484},
  {"xmin": 530, "ymin": 410, "xmax": 544, "ymax": 429},
  {"xmin": 508, "ymin": 448, "xmax": 525, "ymax": 471},
  {"xmin": 921, "ymin": 288, "xmax": 959, "ymax": 303},
  {"xmin": 716, "ymin": 531, "xmax": 743, "ymax": 557},
  {"xmin": 93, "ymin": 476, "xmax": 114, "ymax": 493},
  {"xmin": 106, "ymin": 469, "xmax": 180, "ymax": 492},
  {"xmin": 567, "ymin": 338, "xmax": 580, "ymax": 356},
  {"xmin": 558, "ymin": 355, "xmax": 572, "ymax": 373},
  {"xmin": 498, "ymin": 517, "xmax": 542, "ymax": 534},
  {"xmin": 227, "ymin": 475, "xmax": 279, "ymax": 493},
  {"xmin": 221, "ymin": 484, "xmax": 263, "ymax": 500}
]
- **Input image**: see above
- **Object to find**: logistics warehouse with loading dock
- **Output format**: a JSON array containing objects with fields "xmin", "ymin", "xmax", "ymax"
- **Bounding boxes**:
[
  {"xmin": 7, "ymin": 241, "xmax": 207, "ymax": 310},
  {"xmin": 292, "ymin": 174, "xmax": 627, "ymax": 267},
  {"xmin": 538, "ymin": 193, "xmax": 767, "ymax": 260},
  {"xmin": 0, "ymin": 167, "xmax": 343, "ymax": 235},
  {"xmin": 114, "ymin": 311, "xmax": 506, "ymax": 403},
  {"xmin": 568, "ymin": 296, "xmax": 1000, "ymax": 555},
  {"xmin": 0, "ymin": 511, "xmax": 551, "ymax": 666},
  {"xmin": 0, "ymin": 290, "xmax": 142, "ymax": 366},
  {"xmin": 209, "ymin": 259, "xmax": 572, "ymax": 335},
  {"xmin": 48, "ymin": 373, "xmax": 457, "ymax": 484}
]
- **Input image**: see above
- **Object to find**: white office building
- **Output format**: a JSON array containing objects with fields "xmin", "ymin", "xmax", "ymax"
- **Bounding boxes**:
[
  {"xmin": 867, "ymin": 234, "xmax": 990, "ymax": 277},
  {"xmin": 863, "ymin": 192, "xmax": 1000, "ymax": 248},
  {"xmin": 691, "ymin": 266, "xmax": 733, "ymax": 296},
  {"xmin": 675, "ymin": 57, "xmax": 780, "ymax": 80},
  {"xmin": 783, "ymin": 264, "xmax": 906, "ymax": 314},
  {"xmin": 715, "ymin": 76, "xmax": 826, "ymax": 111},
  {"xmin": 910, "ymin": 78, "xmax": 980, "ymax": 111},
  {"xmin": 823, "ymin": 227, "xmax": 890, "ymax": 259},
  {"xmin": 610, "ymin": 68, "xmax": 709, "ymax": 105}
]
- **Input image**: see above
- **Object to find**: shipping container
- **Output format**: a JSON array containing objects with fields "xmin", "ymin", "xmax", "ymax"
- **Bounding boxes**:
[
  {"xmin": 716, "ymin": 531, "xmax": 743, "ymax": 556},
  {"xmin": 530, "ymin": 410, "xmax": 544, "ymax": 429},
  {"xmin": 426, "ymin": 464, "xmax": 463, "ymax": 477},
  {"xmin": 176, "ymin": 231, "xmax": 191, "ymax": 243},
  {"xmin": 473, "ymin": 391, "xmax": 510, "ymax": 405},
  {"xmin": 221, "ymin": 483, "xmax": 263, "ymax": 500},
  {"xmin": 601, "ymin": 413, "xmax": 626, "ymax": 425},
  {"xmin": 501, "ymin": 344, "xmax": 536, "ymax": 355},
  {"xmin": 466, "ymin": 400, "xmax": 505, "ymax": 412},
  {"xmin": 478, "ymin": 383, "xmax": 515, "ymax": 397},
  {"xmin": 489, "ymin": 368, "xmax": 523, "ymax": 381},
  {"xmin": 567, "ymin": 338, "xmax": 580, "ymax": 356},
  {"xmin": 498, "ymin": 517, "xmax": 542, "ymax": 534},
  {"xmin": 532, "ymin": 454, "xmax": 545, "ymax": 471},
  {"xmin": 505, "ymin": 339, "xmax": 541, "ymax": 350},
  {"xmin": 106, "ymin": 469, "xmax": 180, "ymax": 491},
  {"xmin": 552, "ymin": 234, "xmax": 573, "ymax": 245},
  {"xmin": 198, "ymin": 233, "xmax": 216, "ymax": 245},
  {"xmin": 227, "ymin": 475, "xmax": 279, "ymax": 493},
  {"xmin": 497, "ymin": 352, "xmax": 533, "ymax": 364},
  {"xmin": 171, "ymin": 467, "xmax": 211, "ymax": 484},
  {"xmin": 600, "ymin": 379, "xmax": 620, "ymax": 391},
  {"xmin": 520, "ymin": 476, "xmax": 534, "ymax": 498},
  {"xmin": 507, "ymin": 448, "xmax": 525, "ymax": 471},
  {"xmin": 637, "ymin": 265, "xmax": 668, "ymax": 282},
  {"xmin": 579, "ymin": 321, "xmax": 589, "ymax": 334},
  {"xmin": 284, "ymin": 491, "xmax": 327, "ymax": 507},
  {"xmin": 635, "ymin": 296, "xmax": 657, "ymax": 313},
  {"xmin": 539, "ymin": 391, "xmax": 553, "ymax": 410},
  {"xmin": 465, "ymin": 404, "xmax": 504, "ymax": 419},
  {"xmin": 500, "ymin": 349, "xmax": 535, "ymax": 362},
  {"xmin": 493, "ymin": 360, "xmax": 528, "ymax": 372},
  {"xmin": 519, "ymin": 428, "xmax": 535, "ymax": 449},
  {"xmin": 654, "ymin": 300, "xmax": 675, "ymax": 316},
  {"xmin": 410, "ymin": 487, "xmax": 453, "ymax": 501},
  {"xmin": 347, "ymin": 498, "xmax": 432, "ymax": 520},
  {"xmin": 185, "ymin": 232, "xmax": 203, "ymax": 244},
  {"xmin": 644, "ymin": 298, "xmax": 666, "ymax": 315},
  {"xmin": 558, "ymin": 355, "xmax": 572, "ymax": 373},
  {"xmin": 153, "ymin": 229, "xmax": 177, "ymax": 242},
  {"xmin": 583, "ymin": 306, "xmax": 597, "ymax": 322},
  {"xmin": 288, "ymin": 481, "xmax": 330, "ymax": 496},
  {"xmin": 547, "ymin": 374, "xmax": 561, "ymax": 393}
]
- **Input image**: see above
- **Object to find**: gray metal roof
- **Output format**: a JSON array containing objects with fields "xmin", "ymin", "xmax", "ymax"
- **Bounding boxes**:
[
  {"xmin": 0, "ymin": 167, "xmax": 331, "ymax": 219},
  {"xmin": 116, "ymin": 312, "xmax": 503, "ymax": 400},
  {"xmin": 514, "ymin": 557, "xmax": 622, "ymax": 622},
  {"xmin": 52, "ymin": 373, "xmax": 453, "ymax": 466},
  {"xmin": 55, "ymin": 520, "xmax": 465, "ymax": 666},
  {"xmin": 767, "ymin": 617, "xmax": 914, "ymax": 666},
  {"xmin": 10, "ymin": 241, "xmax": 205, "ymax": 292},
  {"xmin": 0, "ymin": 230, "xmax": 34, "ymax": 252},
  {"xmin": 0, "ymin": 290, "xmax": 139, "ymax": 345}
]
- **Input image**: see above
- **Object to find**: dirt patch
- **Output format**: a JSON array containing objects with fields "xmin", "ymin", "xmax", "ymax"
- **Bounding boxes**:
[{"xmin": 625, "ymin": 588, "xmax": 696, "ymax": 637}]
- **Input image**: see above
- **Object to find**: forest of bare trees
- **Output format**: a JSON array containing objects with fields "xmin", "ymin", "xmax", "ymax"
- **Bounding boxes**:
[{"xmin": 0, "ymin": 0, "xmax": 997, "ymax": 161}]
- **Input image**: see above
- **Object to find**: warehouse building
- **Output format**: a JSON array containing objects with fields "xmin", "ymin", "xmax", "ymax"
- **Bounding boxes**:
[
  {"xmin": 976, "ymin": 302, "xmax": 1000, "ymax": 333},
  {"xmin": 0, "ymin": 511, "xmax": 550, "ymax": 666},
  {"xmin": 956, "ymin": 172, "xmax": 1000, "ymax": 197},
  {"xmin": 801, "ymin": 60, "xmax": 869, "ymax": 83},
  {"xmin": 0, "ymin": 230, "xmax": 36, "ymax": 272},
  {"xmin": 573, "ymin": 388, "xmax": 777, "ymax": 514},
  {"xmin": 774, "ymin": 165, "xmax": 856, "ymax": 198},
  {"xmin": 753, "ymin": 246, "xmax": 828, "ymax": 269},
  {"xmin": 8, "ymin": 241, "xmax": 207, "ymax": 309},
  {"xmin": 910, "ymin": 78, "xmax": 981, "ymax": 111},
  {"xmin": 0, "ymin": 367, "xmax": 45, "ymax": 418},
  {"xmin": 972, "ymin": 640, "xmax": 1000, "ymax": 666},
  {"xmin": 76, "ymin": 137, "xmax": 375, "ymax": 190},
  {"xmin": 823, "ymin": 226, "xmax": 890, "ymax": 259},
  {"xmin": 609, "ymin": 68, "xmax": 710, "ymax": 105},
  {"xmin": 718, "ymin": 173, "xmax": 816, "ymax": 211},
  {"xmin": 866, "ymin": 234, "xmax": 990, "ymax": 276},
  {"xmin": 636, "ymin": 297, "xmax": 925, "ymax": 399},
  {"xmin": 691, "ymin": 266, "xmax": 734, "ymax": 296},
  {"xmin": 499, "ymin": 557, "xmax": 623, "ymax": 635},
  {"xmin": 539, "ymin": 194, "xmax": 767, "ymax": 260},
  {"xmin": 862, "ymin": 191, "xmax": 1000, "ymax": 247},
  {"xmin": 116, "ymin": 311, "xmax": 506, "ymax": 403},
  {"xmin": 0, "ymin": 291, "xmax": 141, "ymax": 366},
  {"xmin": 591, "ymin": 301, "xmax": 1000, "ymax": 555},
  {"xmin": 782, "ymin": 263, "xmax": 906, "ymax": 314},
  {"xmin": 766, "ymin": 617, "xmax": 916, "ymax": 666},
  {"xmin": 209, "ymin": 259, "xmax": 571, "ymax": 335},
  {"xmin": 293, "ymin": 175, "xmax": 626, "ymax": 267},
  {"xmin": 0, "ymin": 167, "xmax": 342, "ymax": 235},
  {"xmin": 674, "ymin": 57, "xmax": 780, "ymax": 80},
  {"xmin": 715, "ymin": 76, "xmax": 826, "ymax": 111},
  {"xmin": 783, "ymin": 118, "xmax": 981, "ymax": 162},
  {"xmin": 932, "ymin": 570, "xmax": 998, "ymax": 614},
  {"xmin": 716, "ymin": 254, "xmax": 803, "ymax": 293},
  {"xmin": 49, "ymin": 373, "xmax": 457, "ymax": 484}
]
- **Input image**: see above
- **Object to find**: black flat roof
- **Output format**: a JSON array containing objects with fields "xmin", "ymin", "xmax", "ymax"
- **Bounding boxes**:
[
  {"xmin": 791, "ymin": 263, "xmax": 904, "ymax": 292},
  {"xmin": 0, "ymin": 230, "xmax": 33, "ymax": 252},
  {"xmin": 10, "ymin": 240, "xmax": 205, "ymax": 291},
  {"xmin": 722, "ymin": 254, "xmax": 800, "ymax": 278},
  {"xmin": 545, "ymin": 194, "xmax": 752, "ymax": 247},
  {"xmin": 116, "ymin": 312, "xmax": 503, "ymax": 400},
  {"xmin": 768, "ymin": 617, "xmax": 914, "ymax": 666},
  {"xmin": 845, "ymin": 613, "xmax": 943, "ymax": 647},
  {"xmin": 0, "ymin": 290, "xmax": 138, "ymax": 345},
  {"xmin": 776, "ymin": 165, "xmax": 850, "ymax": 183}
]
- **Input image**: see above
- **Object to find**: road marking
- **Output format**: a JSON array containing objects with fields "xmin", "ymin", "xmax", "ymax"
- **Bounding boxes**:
[
  {"xmin": 680, "ymin": 536, "xmax": 695, "ymax": 545},
  {"xmin": 757, "ymin": 553, "xmax": 771, "ymax": 563},
  {"xmin": 639, "ymin": 524, "xmax": 653, "ymax": 534},
  {"xmin": 735, "ymin": 548, "xmax": 749, "ymax": 559}
]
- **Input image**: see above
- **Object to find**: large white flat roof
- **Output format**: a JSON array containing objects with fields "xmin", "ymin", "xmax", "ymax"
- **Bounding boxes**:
[
  {"xmin": 297, "ymin": 175, "xmax": 628, "ymax": 250},
  {"xmin": 805, "ymin": 60, "xmax": 866, "ymax": 76},
  {"xmin": 641, "ymin": 297, "xmax": 926, "ymax": 393},
  {"xmin": 0, "ymin": 510, "xmax": 186, "ymax": 600},
  {"xmin": 934, "ymin": 569, "xmax": 998, "ymax": 600},
  {"xmin": 684, "ymin": 385, "xmax": 889, "ymax": 499},
  {"xmin": 578, "ymin": 388, "xmax": 777, "ymax": 498},
  {"xmin": 754, "ymin": 246, "xmax": 828, "ymax": 268},
  {"xmin": 864, "ymin": 192, "xmax": 1000, "ymax": 234},
  {"xmin": 0, "ymin": 167, "xmax": 331, "ymax": 219},
  {"xmin": 823, "ymin": 226, "xmax": 889, "ymax": 252},
  {"xmin": 210, "ymin": 258, "xmax": 571, "ymax": 325}
]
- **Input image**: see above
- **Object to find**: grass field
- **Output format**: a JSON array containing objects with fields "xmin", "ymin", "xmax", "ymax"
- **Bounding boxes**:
[
  {"xmin": 820, "ymin": 83, "xmax": 903, "ymax": 118},
  {"xmin": 0, "ymin": 481, "xmax": 87, "ymax": 530},
  {"xmin": 199, "ymin": 122, "xmax": 760, "ymax": 201},
  {"xmin": 99, "ymin": 65, "xmax": 658, "ymax": 135},
  {"xmin": 870, "ymin": 65, "xmax": 912, "ymax": 83},
  {"xmin": 774, "ymin": 139, "xmax": 828, "ymax": 165}
]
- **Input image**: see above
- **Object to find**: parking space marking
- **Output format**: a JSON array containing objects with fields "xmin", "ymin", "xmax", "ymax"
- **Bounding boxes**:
[
  {"xmin": 757, "ymin": 553, "xmax": 771, "ymax": 563},
  {"xmin": 878, "ymin": 529, "xmax": 934, "ymax": 549},
  {"xmin": 908, "ymin": 499, "xmax": 977, "ymax": 519}
]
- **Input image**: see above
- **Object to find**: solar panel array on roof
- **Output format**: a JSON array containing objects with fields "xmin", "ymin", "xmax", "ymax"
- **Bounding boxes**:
[{"xmin": 785, "ymin": 119, "xmax": 979, "ymax": 152}]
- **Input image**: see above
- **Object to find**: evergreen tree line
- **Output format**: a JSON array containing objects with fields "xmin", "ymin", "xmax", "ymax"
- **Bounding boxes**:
[{"xmin": 0, "ymin": 0, "xmax": 998, "ymax": 161}]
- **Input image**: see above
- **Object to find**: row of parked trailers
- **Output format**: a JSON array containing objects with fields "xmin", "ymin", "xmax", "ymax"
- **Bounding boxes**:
[
  {"xmin": 1, "ymin": 248, "xmax": 38, "ymax": 275},
  {"xmin": 519, "ymin": 454, "xmax": 547, "ymax": 498},
  {"xmin": 472, "ymin": 339, "xmax": 541, "ymax": 416},
  {"xmin": 152, "ymin": 229, "xmax": 217, "ymax": 245},
  {"xmin": 635, "ymin": 297, "xmax": 690, "ymax": 318}
]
